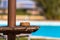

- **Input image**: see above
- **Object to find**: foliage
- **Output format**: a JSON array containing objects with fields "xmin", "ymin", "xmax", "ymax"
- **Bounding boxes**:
[{"xmin": 34, "ymin": 0, "xmax": 60, "ymax": 20}]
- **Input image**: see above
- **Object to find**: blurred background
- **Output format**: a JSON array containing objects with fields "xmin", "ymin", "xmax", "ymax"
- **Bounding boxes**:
[{"xmin": 0, "ymin": 0, "xmax": 60, "ymax": 20}]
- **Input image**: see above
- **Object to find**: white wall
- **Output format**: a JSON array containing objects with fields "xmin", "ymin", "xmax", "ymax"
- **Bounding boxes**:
[{"xmin": 0, "ymin": 20, "xmax": 60, "ymax": 26}]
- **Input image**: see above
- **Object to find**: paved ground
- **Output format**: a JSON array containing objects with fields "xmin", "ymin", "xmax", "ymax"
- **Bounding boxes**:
[{"xmin": 0, "ymin": 15, "xmax": 46, "ymax": 21}]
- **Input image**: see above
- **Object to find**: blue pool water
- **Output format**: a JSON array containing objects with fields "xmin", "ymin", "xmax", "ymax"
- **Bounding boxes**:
[
  {"xmin": 0, "ymin": 21, "xmax": 60, "ymax": 38},
  {"xmin": 32, "ymin": 26, "xmax": 60, "ymax": 38}
]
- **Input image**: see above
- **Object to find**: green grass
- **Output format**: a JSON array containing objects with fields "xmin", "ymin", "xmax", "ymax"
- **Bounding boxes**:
[
  {"xmin": 0, "ymin": 38, "xmax": 5, "ymax": 40},
  {"xmin": 0, "ymin": 37, "xmax": 43, "ymax": 40},
  {"xmin": 16, "ymin": 37, "xmax": 27, "ymax": 40},
  {"xmin": 0, "ymin": 38, "xmax": 55, "ymax": 40}
]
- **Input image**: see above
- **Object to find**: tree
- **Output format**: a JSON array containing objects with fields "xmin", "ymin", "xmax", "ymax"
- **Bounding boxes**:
[{"xmin": 34, "ymin": 0, "xmax": 60, "ymax": 20}]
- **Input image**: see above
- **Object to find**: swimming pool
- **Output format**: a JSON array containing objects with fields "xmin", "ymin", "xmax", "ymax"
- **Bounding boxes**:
[{"xmin": 0, "ymin": 20, "xmax": 60, "ymax": 38}]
